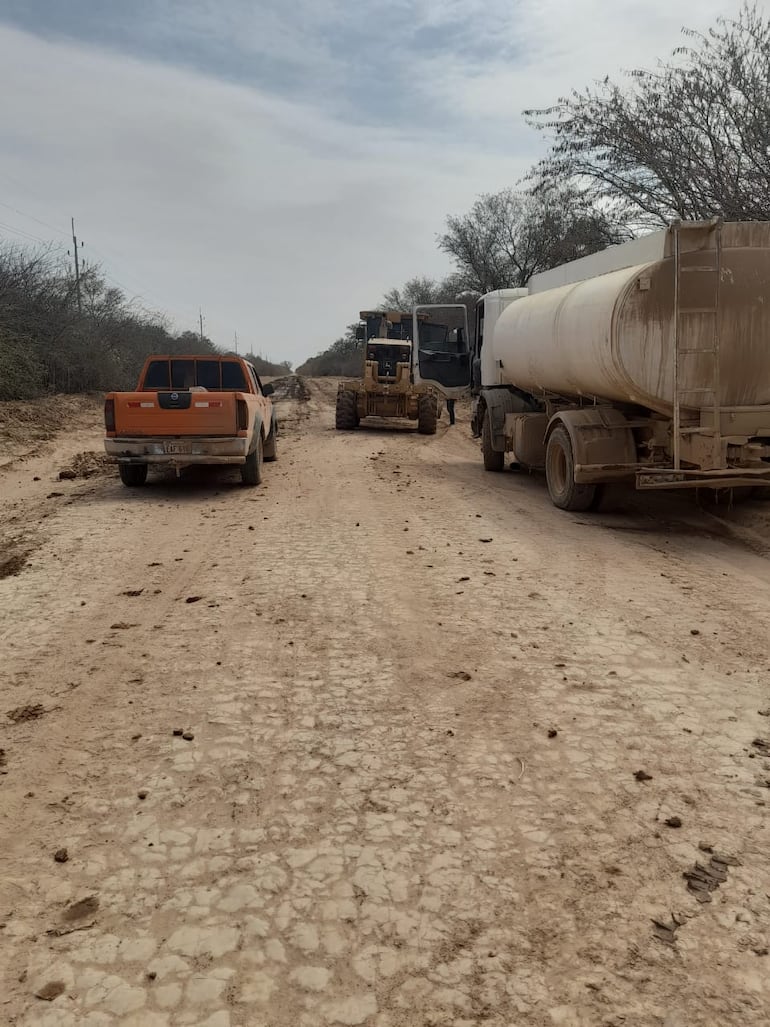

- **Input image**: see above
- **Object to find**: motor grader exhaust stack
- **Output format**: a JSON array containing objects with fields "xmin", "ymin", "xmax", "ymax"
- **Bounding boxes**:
[{"xmin": 335, "ymin": 306, "xmax": 471, "ymax": 434}]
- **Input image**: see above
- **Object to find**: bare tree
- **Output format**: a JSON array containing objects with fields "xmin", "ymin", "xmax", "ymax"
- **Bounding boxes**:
[
  {"xmin": 439, "ymin": 187, "xmax": 626, "ymax": 291},
  {"xmin": 526, "ymin": 3, "xmax": 770, "ymax": 227}
]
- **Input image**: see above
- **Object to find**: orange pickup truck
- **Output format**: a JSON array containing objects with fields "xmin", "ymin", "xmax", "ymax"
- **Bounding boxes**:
[{"xmin": 104, "ymin": 355, "xmax": 278, "ymax": 487}]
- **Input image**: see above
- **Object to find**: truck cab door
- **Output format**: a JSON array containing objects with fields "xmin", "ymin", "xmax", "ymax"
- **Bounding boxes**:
[{"xmin": 411, "ymin": 303, "xmax": 472, "ymax": 399}]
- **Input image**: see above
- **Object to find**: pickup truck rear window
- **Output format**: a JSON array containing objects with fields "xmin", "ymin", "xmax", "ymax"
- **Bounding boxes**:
[
  {"xmin": 141, "ymin": 359, "xmax": 249, "ymax": 391},
  {"xmin": 144, "ymin": 360, "xmax": 171, "ymax": 390},
  {"xmin": 171, "ymin": 360, "xmax": 196, "ymax": 389},
  {"xmin": 196, "ymin": 360, "xmax": 221, "ymax": 390}
]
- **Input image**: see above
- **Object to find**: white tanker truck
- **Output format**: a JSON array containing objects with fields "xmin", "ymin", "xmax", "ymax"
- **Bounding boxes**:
[{"xmin": 466, "ymin": 219, "xmax": 770, "ymax": 510}]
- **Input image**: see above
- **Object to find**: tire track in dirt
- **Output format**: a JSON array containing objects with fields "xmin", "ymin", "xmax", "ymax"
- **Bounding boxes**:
[{"xmin": 1, "ymin": 386, "xmax": 769, "ymax": 1026}]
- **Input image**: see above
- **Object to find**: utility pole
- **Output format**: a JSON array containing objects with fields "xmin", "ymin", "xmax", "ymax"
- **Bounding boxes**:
[
  {"xmin": 234, "ymin": 331, "xmax": 238, "ymax": 355},
  {"xmin": 199, "ymin": 308, "xmax": 204, "ymax": 345},
  {"xmin": 71, "ymin": 217, "xmax": 82, "ymax": 315}
]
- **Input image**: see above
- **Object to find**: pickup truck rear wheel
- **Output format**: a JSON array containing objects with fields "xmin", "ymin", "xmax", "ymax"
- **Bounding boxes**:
[
  {"xmin": 241, "ymin": 436, "xmax": 263, "ymax": 486},
  {"xmin": 118, "ymin": 462, "xmax": 148, "ymax": 487},
  {"xmin": 481, "ymin": 409, "xmax": 505, "ymax": 472},
  {"xmin": 263, "ymin": 424, "xmax": 277, "ymax": 462},
  {"xmin": 546, "ymin": 425, "xmax": 600, "ymax": 512}
]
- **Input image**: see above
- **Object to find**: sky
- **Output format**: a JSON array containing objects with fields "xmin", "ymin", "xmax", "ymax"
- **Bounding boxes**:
[{"xmin": 0, "ymin": 0, "xmax": 750, "ymax": 366}]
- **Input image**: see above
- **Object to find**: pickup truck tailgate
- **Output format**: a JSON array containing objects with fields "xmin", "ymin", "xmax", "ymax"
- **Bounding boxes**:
[{"xmin": 113, "ymin": 392, "xmax": 239, "ymax": 436}]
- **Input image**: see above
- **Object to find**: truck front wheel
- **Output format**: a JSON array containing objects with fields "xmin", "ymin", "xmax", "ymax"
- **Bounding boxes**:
[
  {"xmin": 241, "ymin": 436, "xmax": 263, "ymax": 486},
  {"xmin": 417, "ymin": 395, "xmax": 438, "ymax": 435},
  {"xmin": 118, "ymin": 462, "xmax": 148, "ymax": 487},
  {"xmin": 481, "ymin": 409, "xmax": 504, "ymax": 472},
  {"xmin": 546, "ymin": 426, "xmax": 602, "ymax": 512}
]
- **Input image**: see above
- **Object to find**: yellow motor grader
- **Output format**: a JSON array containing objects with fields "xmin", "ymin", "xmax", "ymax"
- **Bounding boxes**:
[{"xmin": 335, "ymin": 305, "xmax": 470, "ymax": 434}]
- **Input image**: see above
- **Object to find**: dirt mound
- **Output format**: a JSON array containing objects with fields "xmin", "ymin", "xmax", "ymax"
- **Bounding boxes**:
[
  {"xmin": 269, "ymin": 375, "xmax": 311, "ymax": 403},
  {"xmin": 58, "ymin": 451, "xmax": 114, "ymax": 481},
  {"xmin": 0, "ymin": 394, "xmax": 102, "ymax": 469},
  {"xmin": 0, "ymin": 395, "xmax": 101, "ymax": 447}
]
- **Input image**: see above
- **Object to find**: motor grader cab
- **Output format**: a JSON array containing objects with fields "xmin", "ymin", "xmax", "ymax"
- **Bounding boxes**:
[
  {"xmin": 335, "ymin": 305, "xmax": 470, "ymax": 434},
  {"xmin": 360, "ymin": 310, "xmax": 415, "ymax": 386}
]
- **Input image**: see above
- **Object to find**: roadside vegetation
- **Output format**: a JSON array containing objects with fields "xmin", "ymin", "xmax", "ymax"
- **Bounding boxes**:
[{"xmin": 0, "ymin": 246, "xmax": 290, "ymax": 400}]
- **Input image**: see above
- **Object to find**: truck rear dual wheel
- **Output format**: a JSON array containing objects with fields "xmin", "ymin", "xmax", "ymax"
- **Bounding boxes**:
[
  {"xmin": 481, "ymin": 409, "xmax": 505, "ymax": 472},
  {"xmin": 417, "ymin": 395, "xmax": 438, "ymax": 435},
  {"xmin": 335, "ymin": 390, "xmax": 359, "ymax": 430},
  {"xmin": 119, "ymin": 463, "xmax": 148, "ymax": 487},
  {"xmin": 241, "ymin": 435, "xmax": 263, "ymax": 486},
  {"xmin": 546, "ymin": 426, "xmax": 603, "ymax": 512}
]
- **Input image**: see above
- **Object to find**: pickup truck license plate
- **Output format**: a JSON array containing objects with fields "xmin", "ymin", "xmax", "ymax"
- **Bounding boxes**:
[{"xmin": 164, "ymin": 442, "xmax": 192, "ymax": 455}]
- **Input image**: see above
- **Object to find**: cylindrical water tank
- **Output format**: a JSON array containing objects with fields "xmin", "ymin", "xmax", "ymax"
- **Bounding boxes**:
[{"xmin": 491, "ymin": 233, "xmax": 770, "ymax": 416}]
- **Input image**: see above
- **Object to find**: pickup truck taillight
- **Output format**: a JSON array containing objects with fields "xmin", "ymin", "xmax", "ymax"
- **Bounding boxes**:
[
  {"xmin": 237, "ymin": 399, "xmax": 249, "ymax": 431},
  {"xmin": 104, "ymin": 398, "xmax": 115, "ymax": 432}
]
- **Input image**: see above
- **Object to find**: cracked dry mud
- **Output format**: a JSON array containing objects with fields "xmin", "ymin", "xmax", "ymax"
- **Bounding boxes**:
[{"xmin": 1, "ymin": 378, "xmax": 770, "ymax": 1026}]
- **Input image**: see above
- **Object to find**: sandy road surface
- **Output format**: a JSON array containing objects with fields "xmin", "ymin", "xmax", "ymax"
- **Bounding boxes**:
[{"xmin": 1, "ymin": 379, "xmax": 770, "ymax": 1027}]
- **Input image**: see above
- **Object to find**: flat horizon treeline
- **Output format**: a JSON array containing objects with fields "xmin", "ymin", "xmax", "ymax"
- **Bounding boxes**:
[
  {"xmin": 295, "ymin": 326, "xmax": 361, "ymax": 378},
  {"xmin": 0, "ymin": 244, "xmax": 290, "ymax": 401}
]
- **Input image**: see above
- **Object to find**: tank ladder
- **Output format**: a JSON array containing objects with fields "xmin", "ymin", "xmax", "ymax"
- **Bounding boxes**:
[{"xmin": 672, "ymin": 219, "xmax": 723, "ymax": 470}]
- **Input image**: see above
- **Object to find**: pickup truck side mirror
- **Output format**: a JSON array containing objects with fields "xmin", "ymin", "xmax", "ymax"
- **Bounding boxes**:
[{"xmin": 262, "ymin": 383, "xmax": 275, "ymax": 397}]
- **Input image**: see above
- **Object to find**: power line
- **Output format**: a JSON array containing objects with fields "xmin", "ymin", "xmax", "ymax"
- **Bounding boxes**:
[
  {"xmin": 0, "ymin": 219, "xmax": 51, "ymax": 245},
  {"xmin": 77, "ymin": 229, "xmax": 195, "ymax": 316},
  {"xmin": 0, "ymin": 193, "xmax": 203, "ymax": 334},
  {"xmin": 0, "ymin": 199, "xmax": 69, "ymax": 239},
  {"xmin": 0, "ymin": 183, "xmax": 168, "ymax": 310}
]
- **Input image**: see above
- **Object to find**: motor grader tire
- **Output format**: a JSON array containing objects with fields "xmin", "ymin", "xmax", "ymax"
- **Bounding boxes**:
[
  {"xmin": 241, "ymin": 434, "xmax": 263, "ymax": 486},
  {"xmin": 335, "ymin": 390, "xmax": 359, "ymax": 430},
  {"xmin": 481, "ymin": 408, "xmax": 504, "ymax": 472},
  {"xmin": 119, "ymin": 462, "xmax": 148, "ymax": 487},
  {"xmin": 545, "ymin": 425, "xmax": 600, "ymax": 512},
  {"xmin": 417, "ymin": 395, "xmax": 438, "ymax": 435}
]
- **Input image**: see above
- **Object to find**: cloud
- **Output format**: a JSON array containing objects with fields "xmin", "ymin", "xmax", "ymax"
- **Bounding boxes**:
[
  {"xmin": 0, "ymin": 0, "xmax": 751, "ymax": 363},
  {"xmin": 0, "ymin": 23, "xmax": 524, "ymax": 362}
]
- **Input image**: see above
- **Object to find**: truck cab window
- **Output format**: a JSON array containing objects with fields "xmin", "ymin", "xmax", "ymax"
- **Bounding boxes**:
[
  {"xmin": 414, "ymin": 306, "xmax": 471, "ymax": 391},
  {"xmin": 246, "ymin": 365, "xmax": 260, "ymax": 393}
]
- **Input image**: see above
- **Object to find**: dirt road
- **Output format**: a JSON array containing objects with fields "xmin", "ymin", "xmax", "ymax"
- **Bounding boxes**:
[{"xmin": 1, "ymin": 379, "xmax": 770, "ymax": 1027}]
